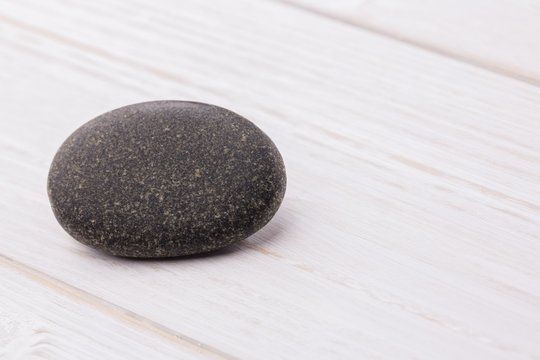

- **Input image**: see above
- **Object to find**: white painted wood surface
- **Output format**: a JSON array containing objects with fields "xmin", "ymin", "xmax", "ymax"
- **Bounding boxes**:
[
  {"xmin": 1, "ymin": 0, "xmax": 540, "ymax": 358},
  {"xmin": 0, "ymin": 256, "xmax": 220, "ymax": 360},
  {"xmin": 280, "ymin": 0, "xmax": 540, "ymax": 84}
]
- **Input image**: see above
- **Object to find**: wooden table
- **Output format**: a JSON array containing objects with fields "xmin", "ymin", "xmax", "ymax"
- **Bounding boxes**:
[{"xmin": 1, "ymin": 0, "xmax": 539, "ymax": 358}]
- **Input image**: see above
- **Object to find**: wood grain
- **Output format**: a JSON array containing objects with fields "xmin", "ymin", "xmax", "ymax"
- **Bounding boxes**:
[
  {"xmin": 0, "ymin": 0, "xmax": 539, "ymax": 358},
  {"xmin": 279, "ymin": 0, "xmax": 540, "ymax": 85},
  {"xmin": 0, "ymin": 255, "xmax": 226, "ymax": 359}
]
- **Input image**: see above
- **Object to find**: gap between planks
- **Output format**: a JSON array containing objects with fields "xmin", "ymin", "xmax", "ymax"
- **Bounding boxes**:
[
  {"xmin": 274, "ymin": 0, "xmax": 540, "ymax": 87},
  {"xmin": 2, "ymin": 0, "xmax": 539, "ymax": 91},
  {"xmin": 0, "ymin": 253, "xmax": 237, "ymax": 360}
]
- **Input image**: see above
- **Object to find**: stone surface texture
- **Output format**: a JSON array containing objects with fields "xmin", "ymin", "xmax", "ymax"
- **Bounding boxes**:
[{"xmin": 47, "ymin": 101, "xmax": 286, "ymax": 257}]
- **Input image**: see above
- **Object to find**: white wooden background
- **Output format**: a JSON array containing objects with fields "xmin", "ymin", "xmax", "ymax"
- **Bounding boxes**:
[{"xmin": 1, "ymin": 0, "xmax": 540, "ymax": 359}]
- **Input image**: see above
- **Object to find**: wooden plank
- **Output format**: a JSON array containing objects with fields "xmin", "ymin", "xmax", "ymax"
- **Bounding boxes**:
[
  {"xmin": 278, "ymin": 0, "xmax": 540, "ymax": 84},
  {"xmin": 0, "ymin": 0, "xmax": 539, "ymax": 358},
  {"xmin": 0, "ymin": 255, "xmax": 226, "ymax": 359}
]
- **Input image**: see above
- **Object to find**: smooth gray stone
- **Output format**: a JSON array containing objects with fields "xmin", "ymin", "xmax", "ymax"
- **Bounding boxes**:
[{"xmin": 47, "ymin": 101, "xmax": 286, "ymax": 257}]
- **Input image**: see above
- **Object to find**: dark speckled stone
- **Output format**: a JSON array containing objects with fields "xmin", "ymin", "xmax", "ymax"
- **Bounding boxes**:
[{"xmin": 47, "ymin": 101, "xmax": 286, "ymax": 257}]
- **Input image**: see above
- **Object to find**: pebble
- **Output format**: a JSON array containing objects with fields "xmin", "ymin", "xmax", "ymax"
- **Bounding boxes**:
[{"xmin": 47, "ymin": 101, "xmax": 286, "ymax": 257}]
